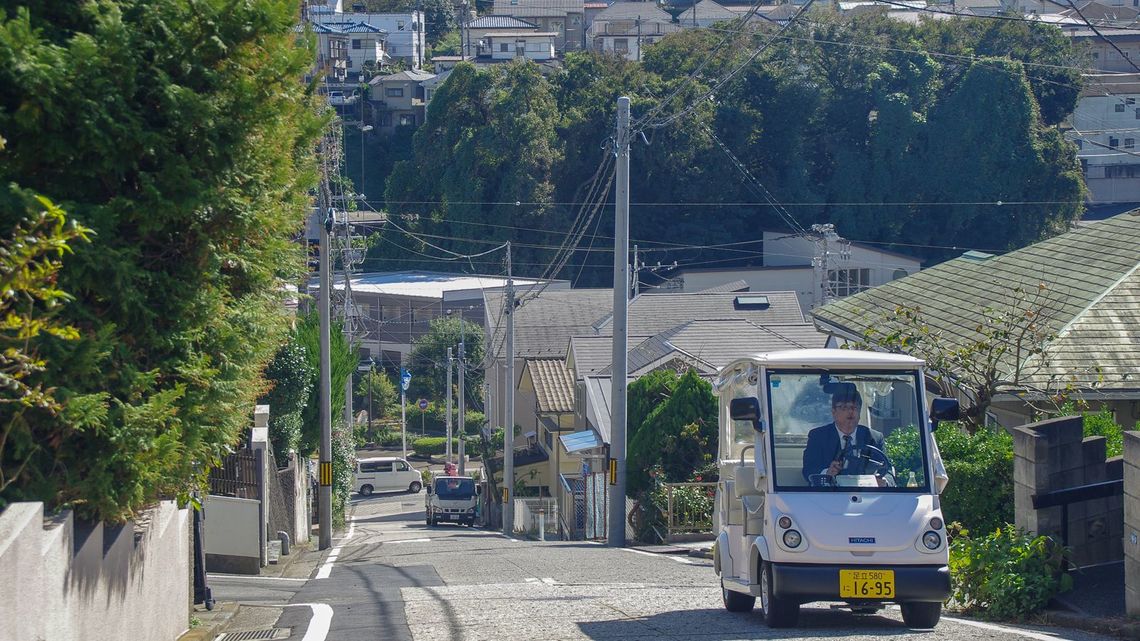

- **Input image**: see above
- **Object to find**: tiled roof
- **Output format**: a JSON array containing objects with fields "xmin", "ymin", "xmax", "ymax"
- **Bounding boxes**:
[
  {"xmin": 525, "ymin": 359, "xmax": 575, "ymax": 413},
  {"xmin": 466, "ymin": 15, "xmax": 538, "ymax": 28},
  {"xmin": 677, "ymin": 0, "xmax": 738, "ymax": 22},
  {"xmin": 569, "ymin": 335, "xmax": 651, "ymax": 379},
  {"xmin": 310, "ymin": 21, "xmax": 387, "ymax": 34},
  {"xmin": 594, "ymin": 0, "xmax": 673, "ymax": 20},
  {"xmin": 485, "ymin": 289, "xmax": 614, "ymax": 358},
  {"xmin": 692, "ymin": 279, "xmax": 750, "ymax": 293},
  {"xmin": 812, "ymin": 212, "xmax": 1140, "ymax": 395}
]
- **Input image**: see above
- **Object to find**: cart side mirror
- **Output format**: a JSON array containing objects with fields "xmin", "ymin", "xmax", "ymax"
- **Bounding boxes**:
[
  {"xmin": 730, "ymin": 397, "xmax": 764, "ymax": 433},
  {"xmin": 476, "ymin": 485, "xmax": 482, "ymax": 495},
  {"xmin": 426, "ymin": 484, "xmax": 433, "ymax": 495},
  {"xmin": 930, "ymin": 397, "xmax": 959, "ymax": 429}
]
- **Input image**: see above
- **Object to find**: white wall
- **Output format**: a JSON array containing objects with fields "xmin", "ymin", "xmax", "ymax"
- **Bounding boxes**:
[
  {"xmin": 1069, "ymin": 93, "xmax": 1140, "ymax": 203},
  {"xmin": 0, "ymin": 501, "xmax": 189, "ymax": 641},
  {"xmin": 334, "ymin": 11, "xmax": 426, "ymax": 68}
]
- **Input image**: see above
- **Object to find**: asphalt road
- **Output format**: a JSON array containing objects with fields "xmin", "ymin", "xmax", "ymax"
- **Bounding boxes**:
[{"xmin": 209, "ymin": 491, "xmax": 1120, "ymax": 641}]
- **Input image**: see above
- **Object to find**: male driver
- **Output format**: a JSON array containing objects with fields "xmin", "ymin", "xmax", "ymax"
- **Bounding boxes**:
[{"xmin": 801, "ymin": 384, "xmax": 890, "ymax": 484}]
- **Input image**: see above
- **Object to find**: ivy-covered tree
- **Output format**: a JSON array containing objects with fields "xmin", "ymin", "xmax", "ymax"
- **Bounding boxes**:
[
  {"xmin": 262, "ymin": 338, "xmax": 315, "ymax": 460},
  {"xmin": 0, "ymin": 1, "xmax": 321, "ymax": 521},
  {"xmin": 628, "ymin": 369, "xmax": 718, "ymax": 493},
  {"xmin": 406, "ymin": 316, "xmax": 485, "ymax": 402},
  {"xmin": 295, "ymin": 311, "xmax": 359, "ymax": 458}
]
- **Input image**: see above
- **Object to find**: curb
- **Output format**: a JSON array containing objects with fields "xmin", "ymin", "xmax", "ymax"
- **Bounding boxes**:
[
  {"xmin": 178, "ymin": 601, "xmax": 239, "ymax": 641},
  {"xmin": 687, "ymin": 548, "xmax": 714, "ymax": 560},
  {"xmin": 1038, "ymin": 610, "xmax": 1140, "ymax": 640}
]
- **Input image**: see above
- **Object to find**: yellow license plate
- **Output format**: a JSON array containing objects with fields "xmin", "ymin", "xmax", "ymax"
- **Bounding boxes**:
[{"xmin": 839, "ymin": 569, "xmax": 895, "ymax": 599}]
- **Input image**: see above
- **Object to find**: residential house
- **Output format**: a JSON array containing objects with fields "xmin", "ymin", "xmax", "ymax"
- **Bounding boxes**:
[
  {"xmin": 421, "ymin": 69, "xmax": 451, "ymax": 106},
  {"xmin": 483, "ymin": 288, "xmax": 813, "ymax": 498},
  {"xmin": 311, "ymin": 5, "xmax": 427, "ymax": 69},
  {"xmin": 1061, "ymin": 27, "xmax": 1140, "ymax": 72},
  {"xmin": 665, "ymin": 230, "xmax": 922, "ymax": 313},
  {"xmin": 492, "ymin": 0, "xmax": 586, "ymax": 52},
  {"xmin": 369, "ymin": 69, "xmax": 435, "ymax": 131},
  {"xmin": 587, "ymin": 1, "xmax": 681, "ymax": 60},
  {"xmin": 1067, "ymin": 73, "xmax": 1140, "ymax": 206},
  {"xmin": 584, "ymin": 2, "xmax": 609, "ymax": 33},
  {"xmin": 677, "ymin": 0, "xmax": 740, "ymax": 26},
  {"xmin": 481, "ymin": 32, "xmax": 558, "ymax": 60},
  {"xmin": 321, "ymin": 271, "xmax": 559, "ymax": 370},
  {"xmin": 311, "ymin": 21, "xmax": 389, "ymax": 83},
  {"xmin": 811, "ymin": 212, "xmax": 1140, "ymax": 429},
  {"xmin": 308, "ymin": 20, "xmax": 349, "ymax": 83},
  {"xmin": 464, "ymin": 15, "xmax": 540, "ymax": 59}
]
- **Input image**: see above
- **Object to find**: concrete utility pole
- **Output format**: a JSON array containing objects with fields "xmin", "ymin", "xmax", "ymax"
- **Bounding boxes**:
[
  {"xmin": 458, "ymin": 319, "xmax": 467, "ymax": 475},
  {"xmin": 608, "ymin": 97, "xmax": 631, "ymax": 547},
  {"xmin": 446, "ymin": 347, "xmax": 454, "ymax": 463},
  {"xmin": 342, "ymin": 220, "xmax": 354, "ymax": 438},
  {"xmin": 503, "ymin": 242, "xmax": 515, "ymax": 535},
  {"xmin": 318, "ymin": 207, "xmax": 334, "ymax": 551}
]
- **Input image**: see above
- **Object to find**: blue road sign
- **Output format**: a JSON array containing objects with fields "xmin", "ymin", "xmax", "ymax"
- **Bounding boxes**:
[{"xmin": 400, "ymin": 368, "xmax": 412, "ymax": 391}]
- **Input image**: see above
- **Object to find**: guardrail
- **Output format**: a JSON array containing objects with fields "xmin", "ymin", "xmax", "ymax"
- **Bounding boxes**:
[{"xmin": 663, "ymin": 481, "xmax": 717, "ymax": 542}]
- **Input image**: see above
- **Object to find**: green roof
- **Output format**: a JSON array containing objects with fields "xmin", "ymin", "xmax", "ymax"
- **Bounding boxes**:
[{"xmin": 811, "ymin": 212, "xmax": 1140, "ymax": 395}]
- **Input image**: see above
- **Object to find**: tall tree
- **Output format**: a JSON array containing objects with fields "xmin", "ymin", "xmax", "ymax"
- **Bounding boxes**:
[
  {"xmin": 406, "ymin": 316, "xmax": 485, "ymax": 402},
  {"xmin": 0, "ymin": 1, "xmax": 322, "ymax": 521}
]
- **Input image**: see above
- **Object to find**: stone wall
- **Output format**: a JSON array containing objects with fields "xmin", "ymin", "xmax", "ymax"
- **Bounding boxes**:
[
  {"xmin": 1013, "ymin": 416, "xmax": 1123, "ymax": 568},
  {"xmin": 0, "ymin": 501, "xmax": 190, "ymax": 641},
  {"xmin": 1123, "ymin": 431, "xmax": 1140, "ymax": 615}
]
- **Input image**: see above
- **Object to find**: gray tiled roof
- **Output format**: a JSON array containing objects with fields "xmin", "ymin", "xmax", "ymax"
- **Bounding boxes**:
[
  {"xmin": 488, "ymin": 289, "xmax": 804, "ymax": 359},
  {"xmin": 812, "ymin": 212, "xmax": 1140, "ymax": 395},
  {"xmin": 594, "ymin": 0, "xmax": 673, "ymax": 21},
  {"xmin": 569, "ymin": 335, "xmax": 651, "ymax": 379},
  {"xmin": 691, "ymin": 279, "xmax": 750, "ymax": 293},
  {"xmin": 677, "ymin": 0, "xmax": 738, "ymax": 22},
  {"xmin": 466, "ymin": 15, "xmax": 539, "ymax": 28}
]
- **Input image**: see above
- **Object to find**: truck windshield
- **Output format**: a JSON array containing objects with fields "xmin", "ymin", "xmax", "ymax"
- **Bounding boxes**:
[
  {"xmin": 434, "ymin": 478, "xmax": 475, "ymax": 499},
  {"xmin": 766, "ymin": 370, "xmax": 928, "ymax": 492}
]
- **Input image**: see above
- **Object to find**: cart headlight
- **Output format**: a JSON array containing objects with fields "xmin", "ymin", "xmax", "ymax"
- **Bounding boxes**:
[
  {"xmin": 777, "ymin": 515, "xmax": 792, "ymax": 529},
  {"xmin": 467, "ymin": 508, "xmax": 475, "ymax": 513},
  {"xmin": 929, "ymin": 516, "xmax": 943, "ymax": 530},
  {"xmin": 783, "ymin": 529, "xmax": 802, "ymax": 548},
  {"xmin": 922, "ymin": 531, "xmax": 942, "ymax": 550}
]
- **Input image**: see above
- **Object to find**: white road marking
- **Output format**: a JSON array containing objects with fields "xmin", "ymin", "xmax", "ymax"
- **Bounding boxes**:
[
  {"xmin": 540, "ymin": 577, "xmax": 560, "ymax": 585},
  {"xmin": 620, "ymin": 548, "xmax": 661, "ymax": 559},
  {"xmin": 387, "ymin": 537, "xmax": 431, "ymax": 544},
  {"xmin": 525, "ymin": 577, "xmax": 541, "ymax": 583},
  {"xmin": 671, "ymin": 556, "xmax": 696, "ymax": 565},
  {"xmin": 293, "ymin": 603, "xmax": 333, "ymax": 641},
  {"xmin": 206, "ymin": 574, "xmax": 308, "ymax": 582},
  {"xmin": 942, "ymin": 614, "xmax": 1074, "ymax": 641},
  {"xmin": 315, "ymin": 546, "xmax": 342, "ymax": 579}
]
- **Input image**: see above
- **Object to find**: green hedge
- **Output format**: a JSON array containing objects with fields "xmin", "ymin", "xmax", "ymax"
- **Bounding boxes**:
[
  {"xmin": 885, "ymin": 423, "xmax": 1013, "ymax": 535},
  {"xmin": 412, "ymin": 436, "xmax": 460, "ymax": 457},
  {"xmin": 949, "ymin": 525, "xmax": 1071, "ymax": 619}
]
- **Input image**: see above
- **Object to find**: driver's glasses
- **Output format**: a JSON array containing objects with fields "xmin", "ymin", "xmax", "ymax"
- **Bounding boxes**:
[{"xmin": 833, "ymin": 403, "xmax": 860, "ymax": 412}]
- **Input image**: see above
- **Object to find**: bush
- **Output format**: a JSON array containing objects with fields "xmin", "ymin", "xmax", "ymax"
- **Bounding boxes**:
[
  {"xmin": 1080, "ymin": 406, "xmax": 1124, "ymax": 458},
  {"xmin": 886, "ymin": 422, "xmax": 1013, "ymax": 535},
  {"xmin": 412, "ymin": 436, "xmax": 460, "ymax": 457},
  {"xmin": 949, "ymin": 524, "xmax": 1071, "ymax": 619}
]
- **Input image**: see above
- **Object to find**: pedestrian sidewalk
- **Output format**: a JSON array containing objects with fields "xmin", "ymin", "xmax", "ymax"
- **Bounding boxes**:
[{"xmin": 178, "ymin": 540, "xmax": 327, "ymax": 641}]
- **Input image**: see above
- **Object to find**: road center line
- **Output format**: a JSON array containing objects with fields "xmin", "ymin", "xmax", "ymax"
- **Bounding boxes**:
[{"xmin": 282, "ymin": 603, "xmax": 333, "ymax": 641}]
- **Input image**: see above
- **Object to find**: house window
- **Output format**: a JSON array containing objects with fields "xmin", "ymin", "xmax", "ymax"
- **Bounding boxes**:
[
  {"xmin": 1111, "ymin": 136, "xmax": 1120, "ymax": 147},
  {"xmin": 1128, "ymin": 98, "xmax": 1136, "ymax": 105},
  {"xmin": 500, "ymin": 43, "xmax": 509, "ymax": 52},
  {"xmin": 1105, "ymin": 163, "xmax": 1140, "ymax": 177},
  {"xmin": 614, "ymin": 38, "xmax": 628, "ymax": 53},
  {"xmin": 1080, "ymin": 158, "xmax": 1088, "ymax": 175},
  {"xmin": 1134, "ymin": 107, "xmax": 1140, "ymax": 119},
  {"xmin": 399, "ymin": 113, "xmax": 416, "ymax": 126},
  {"xmin": 386, "ymin": 87, "xmax": 404, "ymax": 97},
  {"xmin": 827, "ymin": 268, "xmax": 872, "ymax": 297},
  {"xmin": 352, "ymin": 39, "xmax": 362, "ymax": 49},
  {"xmin": 1076, "ymin": 139, "xmax": 1083, "ymax": 149},
  {"xmin": 1127, "ymin": 138, "xmax": 1135, "ymax": 149},
  {"xmin": 1117, "ymin": 103, "xmax": 1126, "ymax": 112}
]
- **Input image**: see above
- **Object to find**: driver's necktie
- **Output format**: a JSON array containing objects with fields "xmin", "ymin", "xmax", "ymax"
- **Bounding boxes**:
[{"xmin": 842, "ymin": 435, "xmax": 852, "ymax": 471}]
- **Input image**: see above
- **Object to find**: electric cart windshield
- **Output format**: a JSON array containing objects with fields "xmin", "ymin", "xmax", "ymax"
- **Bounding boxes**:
[{"xmin": 767, "ymin": 370, "xmax": 928, "ymax": 492}]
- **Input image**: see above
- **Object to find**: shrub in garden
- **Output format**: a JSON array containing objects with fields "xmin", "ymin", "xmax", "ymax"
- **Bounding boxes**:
[
  {"xmin": 884, "ymin": 422, "xmax": 1013, "ymax": 535},
  {"xmin": 949, "ymin": 524, "xmax": 1071, "ymax": 619},
  {"xmin": 412, "ymin": 436, "xmax": 460, "ymax": 457}
]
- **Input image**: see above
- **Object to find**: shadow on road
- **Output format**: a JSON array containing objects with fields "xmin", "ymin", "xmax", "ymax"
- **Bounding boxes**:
[{"xmin": 577, "ymin": 607, "xmax": 918, "ymax": 640}]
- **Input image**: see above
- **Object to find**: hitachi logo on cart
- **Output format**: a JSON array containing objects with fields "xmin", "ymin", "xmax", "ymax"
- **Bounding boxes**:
[{"xmin": 849, "ymin": 537, "xmax": 876, "ymax": 544}]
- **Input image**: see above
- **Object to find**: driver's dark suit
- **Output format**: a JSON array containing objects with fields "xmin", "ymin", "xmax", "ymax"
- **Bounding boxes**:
[{"xmin": 801, "ymin": 423, "xmax": 887, "ymax": 483}]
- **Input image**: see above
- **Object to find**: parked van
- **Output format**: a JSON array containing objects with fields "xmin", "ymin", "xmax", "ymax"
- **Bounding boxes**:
[
  {"xmin": 425, "ymin": 476, "xmax": 479, "ymax": 526},
  {"xmin": 713, "ymin": 349, "xmax": 958, "ymax": 629},
  {"xmin": 355, "ymin": 457, "xmax": 422, "ymax": 496}
]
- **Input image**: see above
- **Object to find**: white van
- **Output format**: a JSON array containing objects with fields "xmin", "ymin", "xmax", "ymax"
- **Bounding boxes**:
[
  {"xmin": 355, "ymin": 457, "xmax": 422, "ymax": 496},
  {"xmin": 713, "ymin": 349, "xmax": 957, "ymax": 629}
]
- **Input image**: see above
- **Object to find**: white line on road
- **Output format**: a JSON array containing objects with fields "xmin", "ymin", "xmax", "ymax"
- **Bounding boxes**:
[
  {"xmin": 525, "ymin": 577, "xmax": 540, "ymax": 583},
  {"xmin": 540, "ymin": 577, "xmax": 561, "ymax": 585},
  {"xmin": 671, "ymin": 556, "xmax": 696, "ymax": 565},
  {"xmin": 206, "ymin": 574, "xmax": 308, "ymax": 582},
  {"xmin": 315, "ymin": 546, "xmax": 341, "ymax": 580},
  {"xmin": 941, "ymin": 615, "xmax": 1075, "ymax": 641},
  {"xmin": 297, "ymin": 603, "xmax": 333, "ymax": 641},
  {"xmin": 387, "ymin": 537, "xmax": 431, "ymax": 544},
  {"xmin": 620, "ymin": 548, "xmax": 661, "ymax": 559}
]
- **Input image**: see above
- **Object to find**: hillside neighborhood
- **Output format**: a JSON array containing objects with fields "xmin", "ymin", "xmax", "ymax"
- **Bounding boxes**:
[{"xmin": 5, "ymin": 0, "xmax": 1140, "ymax": 640}]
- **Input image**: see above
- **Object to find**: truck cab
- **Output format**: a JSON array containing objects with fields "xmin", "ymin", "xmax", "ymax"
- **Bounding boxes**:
[
  {"xmin": 425, "ymin": 476, "xmax": 479, "ymax": 527},
  {"xmin": 713, "ymin": 349, "xmax": 958, "ymax": 628}
]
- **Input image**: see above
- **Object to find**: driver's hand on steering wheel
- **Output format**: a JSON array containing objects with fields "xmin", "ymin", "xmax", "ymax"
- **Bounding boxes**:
[{"xmin": 827, "ymin": 459, "xmax": 842, "ymax": 476}]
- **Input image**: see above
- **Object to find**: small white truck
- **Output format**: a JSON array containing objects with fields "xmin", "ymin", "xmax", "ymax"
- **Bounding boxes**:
[
  {"xmin": 425, "ymin": 476, "xmax": 478, "ymax": 527},
  {"xmin": 713, "ymin": 349, "xmax": 958, "ymax": 628}
]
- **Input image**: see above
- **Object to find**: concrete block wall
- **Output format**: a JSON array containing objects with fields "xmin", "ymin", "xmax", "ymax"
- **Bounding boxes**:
[
  {"xmin": 1123, "ymin": 431, "xmax": 1140, "ymax": 615},
  {"xmin": 1013, "ymin": 416, "xmax": 1123, "ymax": 568},
  {"xmin": 0, "ymin": 501, "xmax": 190, "ymax": 641}
]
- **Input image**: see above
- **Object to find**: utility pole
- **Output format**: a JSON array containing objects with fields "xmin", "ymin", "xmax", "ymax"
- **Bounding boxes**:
[
  {"xmin": 632, "ymin": 244, "xmax": 639, "ymax": 297},
  {"xmin": 446, "ymin": 347, "xmax": 454, "ymax": 464},
  {"xmin": 342, "ymin": 219, "xmax": 354, "ymax": 438},
  {"xmin": 608, "ymin": 97, "xmax": 631, "ymax": 547},
  {"xmin": 318, "ymin": 206, "xmax": 334, "ymax": 551},
  {"xmin": 458, "ymin": 319, "xmax": 467, "ymax": 475},
  {"xmin": 503, "ymin": 242, "xmax": 515, "ymax": 535}
]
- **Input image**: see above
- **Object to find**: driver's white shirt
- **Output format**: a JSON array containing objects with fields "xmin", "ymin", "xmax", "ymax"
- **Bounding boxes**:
[{"xmin": 820, "ymin": 425, "xmax": 860, "ymax": 475}]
